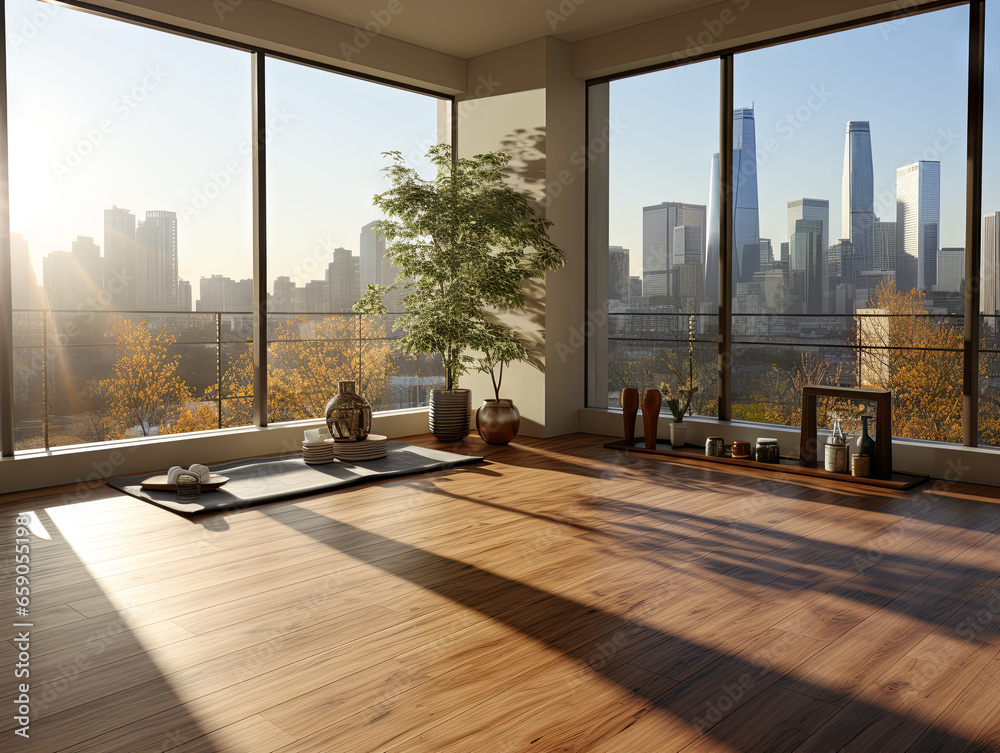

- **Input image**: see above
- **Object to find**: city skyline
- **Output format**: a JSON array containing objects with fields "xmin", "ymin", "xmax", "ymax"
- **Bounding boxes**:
[{"xmin": 609, "ymin": 4, "xmax": 998, "ymax": 279}]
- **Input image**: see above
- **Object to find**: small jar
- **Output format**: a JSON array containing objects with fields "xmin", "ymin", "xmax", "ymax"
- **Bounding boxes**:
[
  {"xmin": 705, "ymin": 437, "xmax": 725, "ymax": 457},
  {"xmin": 755, "ymin": 438, "xmax": 780, "ymax": 464},
  {"xmin": 851, "ymin": 454, "xmax": 871, "ymax": 478},
  {"xmin": 732, "ymin": 441, "xmax": 751, "ymax": 459}
]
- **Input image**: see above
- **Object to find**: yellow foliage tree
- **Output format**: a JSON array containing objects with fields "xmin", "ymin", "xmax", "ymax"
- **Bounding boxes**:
[
  {"xmin": 99, "ymin": 317, "xmax": 194, "ymax": 438},
  {"xmin": 861, "ymin": 283, "xmax": 963, "ymax": 443},
  {"xmin": 170, "ymin": 314, "xmax": 399, "ymax": 432}
]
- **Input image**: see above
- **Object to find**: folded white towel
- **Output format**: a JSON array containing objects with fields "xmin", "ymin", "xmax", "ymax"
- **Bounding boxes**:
[
  {"xmin": 188, "ymin": 464, "xmax": 211, "ymax": 482},
  {"xmin": 167, "ymin": 464, "xmax": 211, "ymax": 484}
]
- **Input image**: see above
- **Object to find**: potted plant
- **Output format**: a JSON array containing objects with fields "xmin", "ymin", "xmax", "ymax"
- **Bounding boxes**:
[
  {"xmin": 660, "ymin": 315, "xmax": 699, "ymax": 447},
  {"xmin": 472, "ymin": 324, "xmax": 534, "ymax": 445},
  {"xmin": 355, "ymin": 144, "xmax": 564, "ymax": 442}
]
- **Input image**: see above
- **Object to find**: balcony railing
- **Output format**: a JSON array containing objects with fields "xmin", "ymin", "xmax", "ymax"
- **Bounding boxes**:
[{"xmin": 11, "ymin": 309, "xmax": 444, "ymax": 452}]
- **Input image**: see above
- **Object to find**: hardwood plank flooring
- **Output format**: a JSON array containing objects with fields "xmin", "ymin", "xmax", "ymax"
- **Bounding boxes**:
[{"xmin": 3, "ymin": 433, "xmax": 1000, "ymax": 752}]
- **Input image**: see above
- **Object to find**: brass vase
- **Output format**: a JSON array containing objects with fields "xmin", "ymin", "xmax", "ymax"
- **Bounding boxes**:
[
  {"xmin": 324, "ymin": 380, "xmax": 372, "ymax": 442},
  {"xmin": 476, "ymin": 399, "xmax": 520, "ymax": 445}
]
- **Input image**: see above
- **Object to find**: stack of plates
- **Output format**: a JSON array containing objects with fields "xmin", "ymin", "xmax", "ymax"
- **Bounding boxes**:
[
  {"xmin": 302, "ymin": 439, "xmax": 336, "ymax": 465},
  {"xmin": 330, "ymin": 434, "xmax": 388, "ymax": 462}
]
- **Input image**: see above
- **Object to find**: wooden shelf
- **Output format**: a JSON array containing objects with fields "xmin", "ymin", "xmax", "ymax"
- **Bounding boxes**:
[{"xmin": 604, "ymin": 439, "xmax": 929, "ymax": 491}]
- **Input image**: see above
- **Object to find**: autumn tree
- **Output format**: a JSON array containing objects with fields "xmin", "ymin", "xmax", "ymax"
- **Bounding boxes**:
[
  {"xmin": 860, "ymin": 282, "xmax": 963, "ymax": 443},
  {"xmin": 97, "ymin": 317, "xmax": 195, "ymax": 438}
]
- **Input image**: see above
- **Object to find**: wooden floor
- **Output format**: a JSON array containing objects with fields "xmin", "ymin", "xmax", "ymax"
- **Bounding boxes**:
[{"xmin": 4, "ymin": 433, "xmax": 1000, "ymax": 752}]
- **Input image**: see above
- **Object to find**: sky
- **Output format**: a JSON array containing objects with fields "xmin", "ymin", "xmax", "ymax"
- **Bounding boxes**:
[
  {"xmin": 609, "ymin": 2, "xmax": 1000, "ymax": 277},
  {"xmin": 5, "ymin": 0, "xmax": 1000, "ymax": 295},
  {"xmin": 5, "ymin": 0, "xmax": 440, "ymax": 296}
]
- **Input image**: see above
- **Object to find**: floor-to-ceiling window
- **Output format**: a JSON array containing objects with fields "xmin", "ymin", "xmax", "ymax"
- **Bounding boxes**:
[
  {"xmin": 588, "ymin": 2, "xmax": 986, "ymax": 449},
  {"xmin": 587, "ymin": 62, "xmax": 720, "ymax": 419},
  {"xmin": 2, "ymin": 0, "xmax": 450, "ymax": 454},
  {"xmin": 264, "ymin": 58, "xmax": 445, "ymax": 424},
  {"xmin": 732, "ymin": 5, "xmax": 968, "ymax": 442},
  {"xmin": 6, "ymin": 0, "xmax": 252, "ymax": 448},
  {"xmin": 980, "ymin": 0, "xmax": 1000, "ymax": 446}
]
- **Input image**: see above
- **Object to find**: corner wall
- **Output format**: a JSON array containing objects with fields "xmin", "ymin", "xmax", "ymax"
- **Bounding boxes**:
[{"xmin": 456, "ymin": 38, "xmax": 586, "ymax": 438}]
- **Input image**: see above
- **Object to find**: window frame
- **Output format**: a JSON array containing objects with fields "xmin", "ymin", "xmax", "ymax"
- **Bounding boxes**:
[{"xmin": 585, "ymin": 0, "xmax": 987, "ymax": 448}]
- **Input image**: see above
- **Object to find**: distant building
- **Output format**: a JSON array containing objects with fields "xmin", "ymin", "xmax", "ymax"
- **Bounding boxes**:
[
  {"xmin": 874, "ymin": 219, "xmax": 897, "ymax": 274},
  {"xmin": 136, "ymin": 210, "xmax": 179, "ymax": 310},
  {"xmin": 10, "ymin": 234, "xmax": 42, "ymax": 310},
  {"xmin": 787, "ymin": 198, "xmax": 830, "ymax": 263},
  {"xmin": 896, "ymin": 161, "xmax": 941, "ymax": 292},
  {"xmin": 327, "ymin": 247, "xmax": 360, "ymax": 312},
  {"xmin": 197, "ymin": 275, "xmax": 252, "ymax": 312},
  {"xmin": 71, "ymin": 236, "xmax": 103, "ymax": 303},
  {"xmin": 359, "ymin": 220, "xmax": 404, "ymax": 311},
  {"xmin": 104, "ymin": 206, "xmax": 137, "ymax": 309},
  {"xmin": 608, "ymin": 245, "xmax": 630, "ymax": 304},
  {"xmin": 791, "ymin": 219, "xmax": 825, "ymax": 314},
  {"xmin": 177, "ymin": 279, "xmax": 192, "ymax": 312},
  {"xmin": 982, "ymin": 212, "xmax": 1000, "ymax": 316},
  {"xmin": 642, "ymin": 202, "xmax": 705, "ymax": 299},
  {"xmin": 842, "ymin": 122, "xmax": 875, "ymax": 272},
  {"xmin": 936, "ymin": 247, "xmax": 964, "ymax": 294},
  {"xmin": 629, "ymin": 276, "xmax": 642, "ymax": 301}
]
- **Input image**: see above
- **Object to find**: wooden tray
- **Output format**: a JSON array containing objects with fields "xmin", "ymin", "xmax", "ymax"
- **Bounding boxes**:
[
  {"xmin": 604, "ymin": 440, "xmax": 928, "ymax": 491},
  {"xmin": 140, "ymin": 474, "xmax": 229, "ymax": 491}
]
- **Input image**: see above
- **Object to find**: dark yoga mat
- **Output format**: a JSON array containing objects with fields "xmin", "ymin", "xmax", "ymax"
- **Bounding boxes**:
[{"xmin": 107, "ymin": 441, "xmax": 483, "ymax": 514}]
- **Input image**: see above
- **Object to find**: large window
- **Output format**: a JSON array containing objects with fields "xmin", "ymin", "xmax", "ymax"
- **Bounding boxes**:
[
  {"xmin": 588, "ymin": 2, "xmax": 990, "ymax": 448},
  {"xmin": 6, "ymin": 0, "xmax": 252, "ymax": 448},
  {"xmin": 2, "ymin": 0, "xmax": 449, "ymax": 453},
  {"xmin": 731, "ymin": 6, "xmax": 968, "ymax": 442},
  {"xmin": 265, "ymin": 58, "xmax": 445, "ymax": 423},
  {"xmin": 587, "ymin": 62, "xmax": 720, "ymax": 419},
  {"xmin": 980, "ymin": 0, "xmax": 1000, "ymax": 446}
]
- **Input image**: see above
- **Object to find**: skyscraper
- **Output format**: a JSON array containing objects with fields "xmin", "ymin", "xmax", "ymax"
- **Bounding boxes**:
[
  {"xmin": 136, "ymin": 210, "xmax": 179, "ymax": 310},
  {"xmin": 896, "ymin": 161, "xmax": 941, "ymax": 292},
  {"xmin": 359, "ymin": 219, "xmax": 403, "ymax": 311},
  {"xmin": 982, "ymin": 212, "xmax": 1000, "ymax": 316},
  {"xmin": 791, "ymin": 219, "xmax": 825, "ymax": 314},
  {"xmin": 43, "ymin": 251, "xmax": 79, "ymax": 310},
  {"xmin": 10, "ymin": 234, "xmax": 42, "ymax": 311},
  {"xmin": 732, "ymin": 107, "xmax": 760, "ymax": 288},
  {"xmin": 104, "ymin": 206, "xmax": 137, "ymax": 309},
  {"xmin": 642, "ymin": 202, "xmax": 705, "ymax": 299},
  {"xmin": 842, "ymin": 121, "xmax": 875, "ymax": 273},
  {"xmin": 787, "ymin": 199, "xmax": 830, "ymax": 268},
  {"xmin": 608, "ymin": 245, "xmax": 630, "ymax": 304},
  {"xmin": 874, "ymin": 219, "xmax": 897, "ymax": 273},
  {"xmin": 936, "ymin": 247, "xmax": 965, "ymax": 294},
  {"xmin": 705, "ymin": 107, "xmax": 760, "ymax": 307},
  {"xmin": 71, "ymin": 236, "xmax": 103, "ymax": 303},
  {"xmin": 327, "ymin": 247, "xmax": 360, "ymax": 312}
]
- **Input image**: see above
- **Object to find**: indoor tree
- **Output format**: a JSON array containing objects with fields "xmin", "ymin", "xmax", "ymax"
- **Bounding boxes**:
[{"xmin": 354, "ymin": 143, "xmax": 565, "ymax": 391}]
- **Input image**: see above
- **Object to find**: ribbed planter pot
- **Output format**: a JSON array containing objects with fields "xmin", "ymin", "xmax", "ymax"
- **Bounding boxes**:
[
  {"xmin": 476, "ymin": 399, "xmax": 521, "ymax": 445},
  {"xmin": 428, "ymin": 388, "xmax": 471, "ymax": 442}
]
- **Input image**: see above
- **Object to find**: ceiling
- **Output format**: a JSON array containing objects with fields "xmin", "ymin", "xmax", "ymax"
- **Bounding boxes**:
[{"xmin": 269, "ymin": 0, "xmax": 724, "ymax": 59}]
